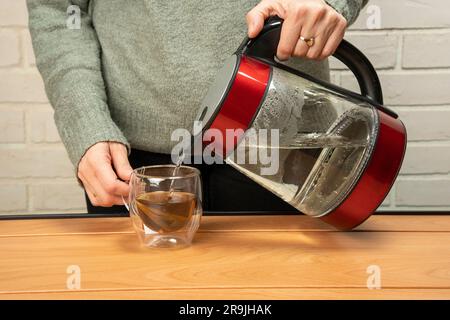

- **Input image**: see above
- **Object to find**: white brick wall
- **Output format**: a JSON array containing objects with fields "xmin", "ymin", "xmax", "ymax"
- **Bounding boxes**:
[
  {"xmin": 0, "ymin": 0, "xmax": 449, "ymax": 214},
  {"xmin": 0, "ymin": 0, "xmax": 86, "ymax": 214}
]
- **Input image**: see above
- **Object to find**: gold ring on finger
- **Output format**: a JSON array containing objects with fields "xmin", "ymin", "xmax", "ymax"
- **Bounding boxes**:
[{"xmin": 300, "ymin": 36, "xmax": 315, "ymax": 47}]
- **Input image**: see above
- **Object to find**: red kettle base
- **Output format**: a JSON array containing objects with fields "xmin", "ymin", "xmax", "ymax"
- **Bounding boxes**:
[{"xmin": 319, "ymin": 111, "xmax": 407, "ymax": 230}]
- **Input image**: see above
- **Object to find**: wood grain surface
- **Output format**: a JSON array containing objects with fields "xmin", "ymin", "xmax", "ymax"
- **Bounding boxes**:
[{"xmin": 0, "ymin": 215, "xmax": 449, "ymax": 299}]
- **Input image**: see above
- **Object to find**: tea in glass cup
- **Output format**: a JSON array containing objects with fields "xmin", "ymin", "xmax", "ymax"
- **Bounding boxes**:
[{"xmin": 124, "ymin": 165, "xmax": 202, "ymax": 248}]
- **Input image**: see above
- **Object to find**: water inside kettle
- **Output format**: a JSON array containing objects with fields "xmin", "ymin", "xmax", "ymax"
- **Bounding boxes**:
[
  {"xmin": 288, "ymin": 132, "xmax": 368, "ymax": 149},
  {"xmin": 224, "ymin": 65, "xmax": 378, "ymax": 217},
  {"xmin": 226, "ymin": 128, "xmax": 369, "ymax": 216}
]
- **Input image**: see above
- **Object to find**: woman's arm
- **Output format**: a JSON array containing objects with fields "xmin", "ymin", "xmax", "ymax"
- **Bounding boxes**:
[
  {"xmin": 28, "ymin": 0, "xmax": 132, "ymax": 206},
  {"xmin": 246, "ymin": 0, "xmax": 368, "ymax": 60},
  {"xmin": 326, "ymin": 0, "xmax": 368, "ymax": 26}
]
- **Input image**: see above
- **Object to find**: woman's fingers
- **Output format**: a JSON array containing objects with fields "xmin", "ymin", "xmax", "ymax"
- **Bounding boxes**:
[
  {"xmin": 290, "ymin": 5, "xmax": 322, "ymax": 58},
  {"xmin": 80, "ymin": 163, "xmax": 125, "ymax": 207},
  {"xmin": 95, "ymin": 162, "xmax": 130, "ymax": 198},
  {"xmin": 304, "ymin": 23, "xmax": 335, "ymax": 60},
  {"xmin": 90, "ymin": 173, "xmax": 124, "ymax": 206},
  {"xmin": 78, "ymin": 172, "xmax": 99, "ymax": 206},
  {"xmin": 294, "ymin": 5, "xmax": 339, "ymax": 59},
  {"xmin": 78, "ymin": 142, "xmax": 130, "ymax": 207},
  {"xmin": 109, "ymin": 142, "xmax": 133, "ymax": 182},
  {"xmin": 246, "ymin": 0, "xmax": 286, "ymax": 38},
  {"xmin": 246, "ymin": 0, "xmax": 348, "ymax": 60},
  {"xmin": 293, "ymin": 37, "xmax": 309, "ymax": 58},
  {"xmin": 294, "ymin": 11, "xmax": 346, "ymax": 60},
  {"xmin": 277, "ymin": 9, "xmax": 304, "ymax": 60},
  {"xmin": 320, "ymin": 16, "xmax": 347, "ymax": 59},
  {"xmin": 84, "ymin": 188, "xmax": 99, "ymax": 206}
]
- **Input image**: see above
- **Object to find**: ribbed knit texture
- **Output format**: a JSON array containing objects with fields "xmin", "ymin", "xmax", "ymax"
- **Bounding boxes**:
[
  {"xmin": 27, "ymin": 0, "xmax": 367, "ymax": 170},
  {"xmin": 326, "ymin": 0, "xmax": 368, "ymax": 25}
]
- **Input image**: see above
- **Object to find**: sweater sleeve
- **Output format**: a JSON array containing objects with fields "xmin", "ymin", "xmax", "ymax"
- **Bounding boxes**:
[
  {"xmin": 325, "ymin": 0, "xmax": 369, "ymax": 26},
  {"xmin": 27, "ymin": 0, "xmax": 130, "ymax": 169}
]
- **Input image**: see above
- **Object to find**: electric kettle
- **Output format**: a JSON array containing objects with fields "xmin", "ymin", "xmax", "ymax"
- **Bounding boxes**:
[{"xmin": 192, "ymin": 17, "xmax": 407, "ymax": 230}]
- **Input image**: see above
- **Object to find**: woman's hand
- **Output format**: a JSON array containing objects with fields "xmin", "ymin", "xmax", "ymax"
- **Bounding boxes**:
[
  {"xmin": 78, "ymin": 142, "xmax": 132, "ymax": 207},
  {"xmin": 246, "ymin": 0, "xmax": 347, "ymax": 61}
]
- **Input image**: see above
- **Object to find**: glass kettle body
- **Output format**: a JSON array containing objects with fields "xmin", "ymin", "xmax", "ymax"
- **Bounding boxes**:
[{"xmin": 193, "ymin": 17, "xmax": 406, "ymax": 230}]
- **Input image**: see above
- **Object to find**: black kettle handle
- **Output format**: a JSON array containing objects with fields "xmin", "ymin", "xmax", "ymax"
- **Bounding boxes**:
[{"xmin": 238, "ymin": 16, "xmax": 384, "ymax": 105}]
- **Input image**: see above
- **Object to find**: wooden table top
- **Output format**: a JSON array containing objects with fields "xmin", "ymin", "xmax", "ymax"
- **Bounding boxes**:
[{"xmin": 0, "ymin": 214, "xmax": 449, "ymax": 300}]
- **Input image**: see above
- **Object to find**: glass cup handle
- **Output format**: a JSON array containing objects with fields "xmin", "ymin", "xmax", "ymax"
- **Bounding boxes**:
[
  {"xmin": 122, "ymin": 172, "xmax": 157, "ymax": 235},
  {"xmin": 121, "ymin": 195, "xmax": 129, "ymax": 211},
  {"xmin": 121, "ymin": 171, "xmax": 134, "ymax": 211}
]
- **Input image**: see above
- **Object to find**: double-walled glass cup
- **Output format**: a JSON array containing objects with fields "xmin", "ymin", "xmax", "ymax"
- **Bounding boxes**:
[{"xmin": 124, "ymin": 165, "xmax": 202, "ymax": 249}]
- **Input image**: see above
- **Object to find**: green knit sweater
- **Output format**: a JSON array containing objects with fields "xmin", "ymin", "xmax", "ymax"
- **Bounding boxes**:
[{"xmin": 27, "ymin": 0, "xmax": 367, "ymax": 168}]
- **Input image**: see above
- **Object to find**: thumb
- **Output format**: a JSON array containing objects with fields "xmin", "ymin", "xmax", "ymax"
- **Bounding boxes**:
[{"xmin": 109, "ymin": 142, "xmax": 133, "ymax": 181}]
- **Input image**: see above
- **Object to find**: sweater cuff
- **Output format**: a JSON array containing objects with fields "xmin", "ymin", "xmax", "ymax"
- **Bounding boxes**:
[
  {"xmin": 325, "ymin": 0, "xmax": 365, "ymax": 26},
  {"xmin": 55, "ymin": 101, "xmax": 131, "ymax": 171}
]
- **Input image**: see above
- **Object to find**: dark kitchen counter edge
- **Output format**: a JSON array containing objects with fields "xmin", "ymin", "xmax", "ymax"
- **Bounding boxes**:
[{"xmin": 0, "ymin": 211, "xmax": 449, "ymax": 221}]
